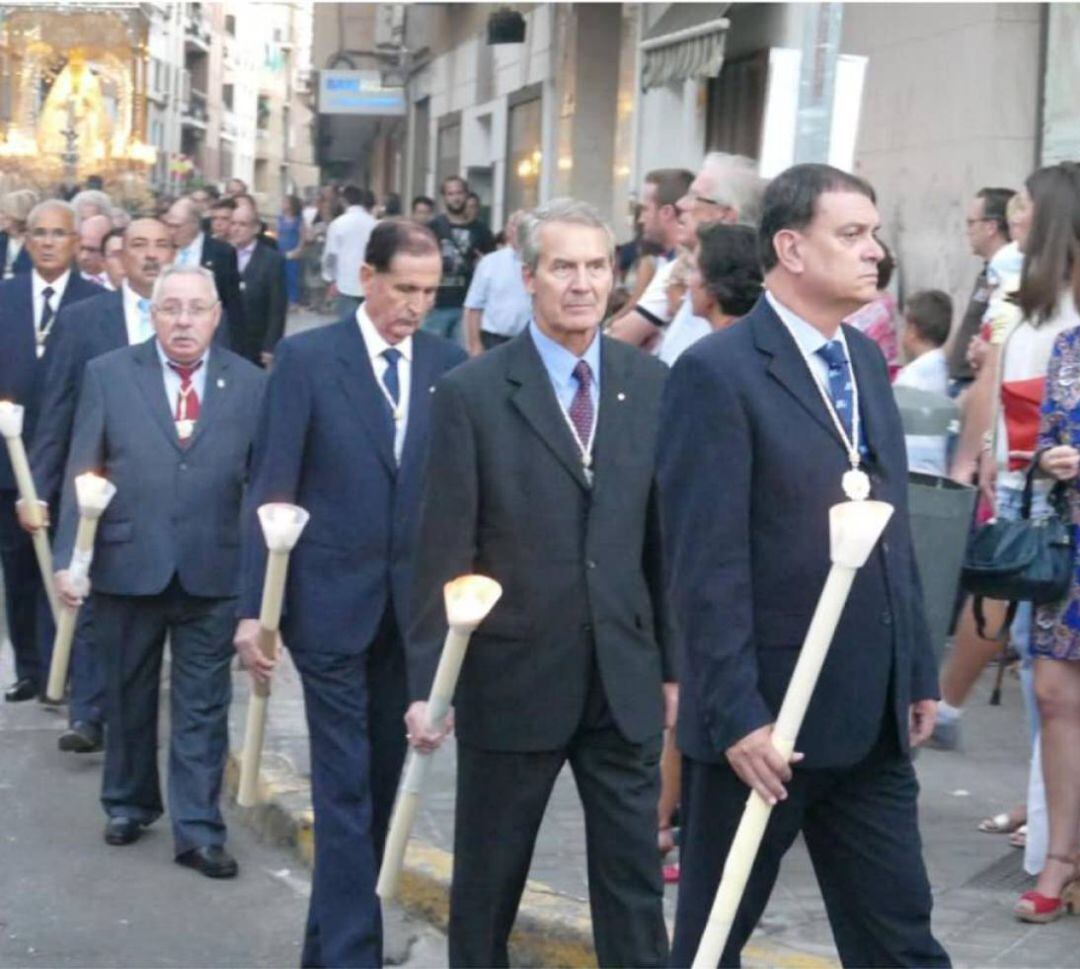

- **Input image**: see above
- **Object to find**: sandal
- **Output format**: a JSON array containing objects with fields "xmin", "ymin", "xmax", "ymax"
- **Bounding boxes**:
[
  {"xmin": 1009, "ymin": 825, "xmax": 1028, "ymax": 849},
  {"xmin": 978, "ymin": 811, "xmax": 1026, "ymax": 835},
  {"xmin": 1015, "ymin": 854, "xmax": 1080, "ymax": 924}
]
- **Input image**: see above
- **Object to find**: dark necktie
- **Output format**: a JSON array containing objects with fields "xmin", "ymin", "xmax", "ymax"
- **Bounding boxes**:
[
  {"xmin": 382, "ymin": 347, "xmax": 402, "ymax": 432},
  {"xmin": 569, "ymin": 359, "xmax": 594, "ymax": 446},
  {"xmin": 168, "ymin": 360, "xmax": 203, "ymax": 443},
  {"xmin": 815, "ymin": 340, "xmax": 854, "ymax": 443},
  {"xmin": 39, "ymin": 286, "xmax": 55, "ymax": 335}
]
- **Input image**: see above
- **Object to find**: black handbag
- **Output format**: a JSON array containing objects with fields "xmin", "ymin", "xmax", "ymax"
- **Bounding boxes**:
[{"xmin": 961, "ymin": 461, "xmax": 1074, "ymax": 640}]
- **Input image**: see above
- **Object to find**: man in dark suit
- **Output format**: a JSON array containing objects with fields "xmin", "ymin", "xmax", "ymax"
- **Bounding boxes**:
[
  {"xmin": 234, "ymin": 218, "xmax": 466, "ymax": 967},
  {"xmin": 0, "ymin": 231, "xmax": 32, "ymax": 277},
  {"xmin": 407, "ymin": 199, "xmax": 673, "ymax": 969},
  {"xmin": 22, "ymin": 217, "xmax": 175, "ymax": 750},
  {"xmin": 659, "ymin": 164, "xmax": 949, "ymax": 967},
  {"xmin": 164, "ymin": 196, "xmax": 244, "ymax": 350},
  {"xmin": 53, "ymin": 264, "xmax": 265, "ymax": 877},
  {"xmin": 230, "ymin": 197, "xmax": 286, "ymax": 366},
  {"xmin": 0, "ymin": 199, "xmax": 101, "ymax": 702}
]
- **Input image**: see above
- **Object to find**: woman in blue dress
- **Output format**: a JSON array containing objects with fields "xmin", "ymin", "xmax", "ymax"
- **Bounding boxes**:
[{"xmin": 277, "ymin": 194, "xmax": 304, "ymax": 306}]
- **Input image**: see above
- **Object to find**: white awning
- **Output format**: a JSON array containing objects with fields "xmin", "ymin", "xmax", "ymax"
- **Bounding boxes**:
[{"xmin": 640, "ymin": 4, "xmax": 731, "ymax": 91}]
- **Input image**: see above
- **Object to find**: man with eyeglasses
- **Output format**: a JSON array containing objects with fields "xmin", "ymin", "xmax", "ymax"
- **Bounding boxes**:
[
  {"xmin": 945, "ymin": 187, "xmax": 1015, "ymax": 394},
  {"xmin": 52, "ymin": 264, "xmax": 265, "ymax": 876},
  {"xmin": 21, "ymin": 218, "xmax": 176, "ymax": 751},
  {"xmin": 230, "ymin": 196, "xmax": 285, "ymax": 367},
  {"xmin": 163, "ymin": 196, "xmax": 244, "ymax": 351},
  {"xmin": 0, "ymin": 199, "xmax": 101, "ymax": 704},
  {"xmin": 77, "ymin": 213, "xmax": 114, "ymax": 289}
]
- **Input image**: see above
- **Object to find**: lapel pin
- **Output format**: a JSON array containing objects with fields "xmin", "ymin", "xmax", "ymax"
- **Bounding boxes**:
[
  {"xmin": 617, "ymin": 392, "xmax": 626, "ymax": 401},
  {"xmin": 217, "ymin": 378, "xmax": 226, "ymax": 389},
  {"xmin": 429, "ymin": 385, "xmax": 436, "ymax": 393}
]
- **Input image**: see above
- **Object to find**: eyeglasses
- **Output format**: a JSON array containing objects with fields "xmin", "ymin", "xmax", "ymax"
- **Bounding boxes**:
[
  {"xmin": 29, "ymin": 228, "xmax": 74, "ymax": 241},
  {"xmin": 154, "ymin": 300, "xmax": 219, "ymax": 321}
]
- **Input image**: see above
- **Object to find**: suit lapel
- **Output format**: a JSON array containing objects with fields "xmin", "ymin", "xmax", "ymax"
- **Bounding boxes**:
[
  {"xmin": 399, "ymin": 335, "xmax": 434, "ymax": 477},
  {"xmin": 184, "ymin": 348, "xmax": 229, "ymax": 452},
  {"xmin": 132, "ymin": 340, "xmax": 183, "ymax": 452},
  {"xmin": 590, "ymin": 337, "xmax": 633, "ymax": 491},
  {"xmin": 507, "ymin": 333, "xmax": 591, "ymax": 491},
  {"xmin": 103, "ymin": 292, "xmax": 127, "ymax": 348},
  {"xmin": 844, "ymin": 325, "xmax": 886, "ymax": 464},
  {"xmin": 751, "ymin": 297, "xmax": 845, "ymax": 444},
  {"xmin": 333, "ymin": 320, "xmax": 396, "ymax": 475}
]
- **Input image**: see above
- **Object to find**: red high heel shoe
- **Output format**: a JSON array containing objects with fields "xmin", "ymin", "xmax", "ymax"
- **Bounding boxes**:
[{"xmin": 1015, "ymin": 854, "xmax": 1080, "ymax": 924}]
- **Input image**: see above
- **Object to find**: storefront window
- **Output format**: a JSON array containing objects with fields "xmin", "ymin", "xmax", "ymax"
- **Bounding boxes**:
[{"xmin": 505, "ymin": 91, "xmax": 542, "ymax": 214}]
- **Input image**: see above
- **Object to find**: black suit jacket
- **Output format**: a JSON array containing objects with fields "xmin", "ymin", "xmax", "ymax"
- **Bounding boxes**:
[
  {"xmin": 407, "ymin": 331, "xmax": 673, "ymax": 752},
  {"xmin": 31, "ymin": 289, "xmax": 127, "ymax": 503},
  {"xmin": 0, "ymin": 272, "xmax": 102, "ymax": 491},
  {"xmin": 236, "ymin": 240, "xmax": 286, "ymax": 363},
  {"xmin": 199, "ymin": 234, "xmax": 244, "ymax": 351},
  {"xmin": 0, "ymin": 232, "xmax": 32, "ymax": 277},
  {"xmin": 658, "ymin": 295, "xmax": 938, "ymax": 771}
]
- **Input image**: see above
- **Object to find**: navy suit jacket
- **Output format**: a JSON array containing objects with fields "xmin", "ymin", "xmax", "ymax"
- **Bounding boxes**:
[
  {"xmin": 658, "ymin": 295, "xmax": 938, "ymax": 770},
  {"xmin": 0, "ymin": 233, "xmax": 32, "ymax": 277},
  {"xmin": 54, "ymin": 340, "xmax": 266, "ymax": 598},
  {"xmin": 238, "ymin": 317, "xmax": 467, "ymax": 653},
  {"xmin": 201, "ymin": 234, "xmax": 244, "ymax": 351},
  {"xmin": 0, "ymin": 272, "xmax": 102, "ymax": 491},
  {"xmin": 31, "ymin": 289, "xmax": 128, "ymax": 504}
]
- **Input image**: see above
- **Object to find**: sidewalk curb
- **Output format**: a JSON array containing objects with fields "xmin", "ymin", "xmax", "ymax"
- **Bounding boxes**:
[{"xmin": 225, "ymin": 752, "xmax": 836, "ymax": 969}]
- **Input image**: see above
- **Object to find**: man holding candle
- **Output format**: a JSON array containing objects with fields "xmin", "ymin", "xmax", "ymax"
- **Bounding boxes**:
[
  {"xmin": 53, "ymin": 264, "xmax": 265, "ymax": 877},
  {"xmin": 658, "ymin": 164, "xmax": 948, "ymax": 967},
  {"xmin": 407, "ymin": 198, "xmax": 673, "ymax": 968},
  {"xmin": 22, "ymin": 217, "xmax": 175, "ymax": 752},
  {"xmin": 0, "ymin": 199, "xmax": 101, "ymax": 703},
  {"xmin": 235, "ymin": 218, "xmax": 466, "ymax": 967}
]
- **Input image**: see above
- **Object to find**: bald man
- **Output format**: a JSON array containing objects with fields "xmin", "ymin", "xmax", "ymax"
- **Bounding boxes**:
[
  {"xmin": 78, "ymin": 214, "xmax": 114, "ymax": 289},
  {"xmin": 23, "ymin": 217, "xmax": 176, "ymax": 749},
  {"xmin": 163, "ymin": 196, "xmax": 244, "ymax": 350}
]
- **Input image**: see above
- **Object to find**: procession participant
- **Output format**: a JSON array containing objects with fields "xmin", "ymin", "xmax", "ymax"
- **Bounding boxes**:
[
  {"xmin": 230, "ymin": 196, "xmax": 286, "ymax": 366},
  {"xmin": 77, "ymin": 213, "xmax": 113, "ymax": 288},
  {"xmin": 53, "ymin": 264, "xmax": 265, "ymax": 874},
  {"xmin": 23, "ymin": 217, "xmax": 175, "ymax": 751},
  {"xmin": 235, "ymin": 218, "xmax": 465, "ymax": 967},
  {"xmin": 659, "ymin": 164, "xmax": 949, "ymax": 967},
  {"xmin": 0, "ymin": 199, "xmax": 100, "ymax": 703},
  {"xmin": 407, "ymin": 198, "xmax": 673, "ymax": 968},
  {"xmin": 101, "ymin": 228, "xmax": 126, "ymax": 290}
]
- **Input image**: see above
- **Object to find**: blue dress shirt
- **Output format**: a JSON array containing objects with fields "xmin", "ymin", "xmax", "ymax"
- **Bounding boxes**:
[{"xmin": 528, "ymin": 320, "xmax": 601, "ymax": 413}]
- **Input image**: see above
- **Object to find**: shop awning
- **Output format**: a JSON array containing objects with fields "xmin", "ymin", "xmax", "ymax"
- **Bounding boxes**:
[{"xmin": 640, "ymin": 3, "xmax": 731, "ymax": 91}]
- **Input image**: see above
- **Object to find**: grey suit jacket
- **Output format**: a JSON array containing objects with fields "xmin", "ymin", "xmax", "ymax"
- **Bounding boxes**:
[
  {"xmin": 407, "ymin": 331, "xmax": 673, "ymax": 752},
  {"xmin": 54, "ymin": 339, "xmax": 266, "ymax": 598}
]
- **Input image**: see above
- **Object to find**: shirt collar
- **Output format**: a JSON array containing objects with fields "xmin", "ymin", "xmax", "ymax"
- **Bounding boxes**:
[
  {"xmin": 122, "ymin": 280, "xmax": 151, "ymax": 314},
  {"xmin": 238, "ymin": 240, "xmax": 257, "ymax": 259},
  {"xmin": 356, "ymin": 304, "xmax": 413, "ymax": 363},
  {"xmin": 181, "ymin": 232, "xmax": 204, "ymax": 260},
  {"xmin": 528, "ymin": 320, "xmax": 601, "ymax": 389},
  {"xmin": 765, "ymin": 289, "xmax": 848, "ymax": 358},
  {"xmin": 33, "ymin": 268, "xmax": 71, "ymax": 303}
]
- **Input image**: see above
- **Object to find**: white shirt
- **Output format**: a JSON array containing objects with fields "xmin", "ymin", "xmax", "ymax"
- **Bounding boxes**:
[
  {"xmin": 357, "ymin": 305, "xmax": 412, "ymax": 463},
  {"xmin": 155, "ymin": 340, "xmax": 209, "ymax": 419},
  {"xmin": 176, "ymin": 232, "xmax": 205, "ymax": 268},
  {"xmin": 32, "ymin": 268, "xmax": 71, "ymax": 331},
  {"xmin": 463, "ymin": 246, "xmax": 531, "ymax": 337},
  {"xmin": 894, "ymin": 348, "xmax": 950, "ymax": 475},
  {"xmin": 323, "ymin": 206, "xmax": 377, "ymax": 297},
  {"xmin": 634, "ymin": 256, "xmax": 676, "ymax": 329},
  {"xmin": 658, "ymin": 292, "xmax": 712, "ymax": 366},
  {"xmin": 122, "ymin": 281, "xmax": 155, "ymax": 345}
]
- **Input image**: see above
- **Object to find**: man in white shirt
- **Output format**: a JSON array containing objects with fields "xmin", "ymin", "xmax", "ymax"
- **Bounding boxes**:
[
  {"xmin": 322, "ymin": 184, "xmax": 377, "ymax": 318},
  {"xmin": 894, "ymin": 289, "xmax": 954, "ymax": 475},
  {"xmin": 462, "ymin": 210, "xmax": 532, "ymax": 355},
  {"xmin": 608, "ymin": 168, "xmax": 691, "ymax": 348}
]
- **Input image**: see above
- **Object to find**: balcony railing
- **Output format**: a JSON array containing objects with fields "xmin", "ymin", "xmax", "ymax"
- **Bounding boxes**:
[{"xmin": 181, "ymin": 89, "xmax": 209, "ymax": 126}]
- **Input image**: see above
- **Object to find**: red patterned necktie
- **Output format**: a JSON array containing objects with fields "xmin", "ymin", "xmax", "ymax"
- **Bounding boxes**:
[
  {"xmin": 169, "ymin": 360, "xmax": 203, "ymax": 442},
  {"xmin": 568, "ymin": 359, "xmax": 594, "ymax": 446}
]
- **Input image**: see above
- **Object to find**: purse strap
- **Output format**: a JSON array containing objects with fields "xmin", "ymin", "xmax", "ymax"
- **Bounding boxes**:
[{"xmin": 1021, "ymin": 457, "xmax": 1068, "ymax": 520}]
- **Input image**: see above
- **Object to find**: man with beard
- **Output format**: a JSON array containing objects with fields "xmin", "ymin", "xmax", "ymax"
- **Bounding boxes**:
[
  {"xmin": 21, "ymin": 217, "xmax": 175, "ymax": 750},
  {"xmin": 0, "ymin": 199, "xmax": 101, "ymax": 703},
  {"xmin": 423, "ymin": 176, "xmax": 495, "ymax": 345}
]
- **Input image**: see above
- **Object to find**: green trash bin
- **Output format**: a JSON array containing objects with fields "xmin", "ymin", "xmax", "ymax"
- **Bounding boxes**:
[{"xmin": 893, "ymin": 384, "xmax": 976, "ymax": 665}]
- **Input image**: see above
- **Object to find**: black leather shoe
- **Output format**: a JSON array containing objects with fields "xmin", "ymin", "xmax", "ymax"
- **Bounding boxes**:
[
  {"xmin": 104, "ymin": 817, "xmax": 142, "ymax": 846},
  {"xmin": 176, "ymin": 845, "xmax": 238, "ymax": 879},
  {"xmin": 59, "ymin": 721, "xmax": 103, "ymax": 753},
  {"xmin": 4, "ymin": 678, "xmax": 37, "ymax": 702}
]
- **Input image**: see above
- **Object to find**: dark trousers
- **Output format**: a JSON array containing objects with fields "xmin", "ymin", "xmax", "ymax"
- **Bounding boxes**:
[
  {"xmin": 94, "ymin": 580, "xmax": 235, "ymax": 854},
  {"xmin": 292, "ymin": 608, "xmax": 408, "ymax": 969},
  {"xmin": 37, "ymin": 586, "xmax": 104, "ymax": 725},
  {"xmin": 449, "ymin": 669, "xmax": 668, "ymax": 968},
  {"xmin": 670, "ymin": 731, "xmax": 950, "ymax": 968},
  {"xmin": 480, "ymin": 331, "xmax": 512, "ymax": 352},
  {"xmin": 0, "ymin": 488, "xmax": 42, "ymax": 687}
]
